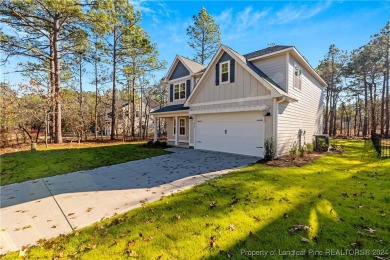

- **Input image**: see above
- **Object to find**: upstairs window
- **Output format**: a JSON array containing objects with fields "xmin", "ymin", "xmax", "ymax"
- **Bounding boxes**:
[
  {"xmin": 294, "ymin": 65, "xmax": 302, "ymax": 90},
  {"xmin": 174, "ymin": 82, "xmax": 186, "ymax": 100},
  {"xmin": 220, "ymin": 61, "xmax": 230, "ymax": 84}
]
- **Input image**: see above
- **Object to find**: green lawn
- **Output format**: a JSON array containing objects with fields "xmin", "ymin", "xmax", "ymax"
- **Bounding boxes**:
[
  {"xmin": 3, "ymin": 140, "xmax": 390, "ymax": 259},
  {"xmin": 0, "ymin": 143, "xmax": 168, "ymax": 186}
]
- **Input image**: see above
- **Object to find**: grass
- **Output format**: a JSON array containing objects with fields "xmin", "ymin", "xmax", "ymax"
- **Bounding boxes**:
[
  {"xmin": 2, "ymin": 140, "xmax": 390, "ymax": 259},
  {"xmin": 0, "ymin": 143, "xmax": 168, "ymax": 186}
]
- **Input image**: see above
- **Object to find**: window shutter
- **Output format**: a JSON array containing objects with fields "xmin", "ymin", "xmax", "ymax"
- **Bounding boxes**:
[
  {"xmin": 230, "ymin": 59, "xmax": 235, "ymax": 83},
  {"xmin": 215, "ymin": 63, "xmax": 219, "ymax": 86},
  {"xmin": 186, "ymin": 79, "xmax": 191, "ymax": 99},
  {"xmin": 169, "ymin": 84, "xmax": 173, "ymax": 102}
]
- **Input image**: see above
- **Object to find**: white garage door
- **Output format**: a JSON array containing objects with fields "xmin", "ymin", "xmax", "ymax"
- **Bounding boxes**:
[{"xmin": 195, "ymin": 111, "xmax": 265, "ymax": 157}]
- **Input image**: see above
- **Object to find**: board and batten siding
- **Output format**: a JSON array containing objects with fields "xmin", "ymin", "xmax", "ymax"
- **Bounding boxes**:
[
  {"xmin": 251, "ymin": 54, "xmax": 287, "ymax": 92},
  {"xmin": 277, "ymin": 56, "xmax": 324, "ymax": 155},
  {"xmin": 191, "ymin": 60, "xmax": 271, "ymax": 104}
]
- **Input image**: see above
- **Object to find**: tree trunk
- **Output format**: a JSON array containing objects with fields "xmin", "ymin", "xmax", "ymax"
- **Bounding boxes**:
[
  {"xmin": 94, "ymin": 57, "xmax": 98, "ymax": 139},
  {"xmin": 53, "ymin": 17, "xmax": 62, "ymax": 144},
  {"xmin": 385, "ymin": 48, "xmax": 390, "ymax": 136},
  {"xmin": 369, "ymin": 78, "xmax": 376, "ymax": 132},
  {"xmin": 131, "ymin": 67, "xmax": 136, "ymax": 138},
  {"xmin": 380, "ymin": 72, "xmax": 386, "ymax": 134},
  {"xmin": 324, "ymin": 87, "xmax": 330, "ymax": 134},
  {"xmin": 110, "ymin": 29, "xmax": 117, "ymax": 140},
  {"xmin": 363, "ymin": 80, "xmax": 368, "ymax": 137}
]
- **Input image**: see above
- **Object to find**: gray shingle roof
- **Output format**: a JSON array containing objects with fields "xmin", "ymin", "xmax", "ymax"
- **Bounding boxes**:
[
  {"xmin": 179, "ymin": 56, "xmax": 207, "ymax": 74},
  {"xmin": 226, "ymin": 45, "xmax": 286, "ymax": 93},
  {"xmin": 152, "ymin": 104, "xmax": 189, "ymax": 114},
  {"xmin": 243, "ymin": 45, "xmax": 293, "ymax": 59}
]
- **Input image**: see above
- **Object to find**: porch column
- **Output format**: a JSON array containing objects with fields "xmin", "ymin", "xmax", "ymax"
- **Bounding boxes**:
[
  {"xmin": 153, "ymin": 117, "xmax": 158, "ymax": 142},
  {"xmin": 175, "ymin": 116, "xmax": 179, "ymax": 146}
]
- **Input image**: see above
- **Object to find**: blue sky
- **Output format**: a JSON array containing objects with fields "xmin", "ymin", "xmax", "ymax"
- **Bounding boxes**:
[{"xmin": 1, "ymin": 0, "xmax": 390, "ymax": 91}]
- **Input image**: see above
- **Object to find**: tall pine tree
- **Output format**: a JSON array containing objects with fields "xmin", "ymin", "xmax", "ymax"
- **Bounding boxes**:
[{"xmin": 187, "ymin": 7, "xmax": 221, "ymax": 65}]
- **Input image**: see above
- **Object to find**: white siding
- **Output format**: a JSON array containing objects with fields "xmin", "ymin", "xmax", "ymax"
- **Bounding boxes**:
[
  {"xmin": 251, "ymin": 54, "xmax": 288, "ymax": 91},
  {"xmin": 277, "ymin": 56, "xmax": 324, "ymax": 155}
]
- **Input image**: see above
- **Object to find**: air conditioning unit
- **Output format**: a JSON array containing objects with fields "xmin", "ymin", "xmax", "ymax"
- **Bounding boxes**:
[{"xmin": 314, "ymin": 134, "xmax": 329, "ymax": 152}]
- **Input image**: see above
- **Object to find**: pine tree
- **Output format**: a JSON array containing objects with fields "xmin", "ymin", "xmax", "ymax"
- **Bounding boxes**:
[{"xmin": 187, "ymin": 7, "xmax": 221, "ymax": 65}]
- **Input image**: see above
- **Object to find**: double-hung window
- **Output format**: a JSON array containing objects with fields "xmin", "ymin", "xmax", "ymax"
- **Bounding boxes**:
[
  {"xmin": 294, "ymin": 65, "xmax": 302, "ymax": 90},
  {"xmin": 220, "ymin": 61, "xmax": 229, "ymax": 84},
  {"xmin": 179, "ymin": 118, "xmax": 185, "ymax": 135},
  {"xmin": 174, "ymin": 82, "xmax": 186, "ymax": 100},
  {"xmin": 173, "ymin": 118, "xmax": 186, "ymax": 136}
]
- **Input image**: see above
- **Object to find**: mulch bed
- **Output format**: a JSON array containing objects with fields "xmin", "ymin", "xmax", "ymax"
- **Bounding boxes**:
[{"xmin": 258, "ymin": 147, "xmax": 343, "ymax": 167}]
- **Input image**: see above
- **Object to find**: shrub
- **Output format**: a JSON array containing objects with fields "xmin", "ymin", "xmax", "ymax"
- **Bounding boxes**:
[
  {"xmin": 264, "ymin": 137, "xmax": 276, "ymax": 160},
  {"xmin": 298, "ymin": 146, "xmax": 305, "ymax": 157},
  {"xmin": 306, "ymin": 143, "xmax": 314, "ymax": 154},
  {"xmin": 153, "ymin": 140, "xmax": 161, "ymax": 147},
  {"xmin": 160, "ymin": 141, "xmax": 168, "ymax": 149},
  {"xmin": 146, "ymin": 140, "xmax": 154, "ymax": 148},
  {"xmin": 289, "ymin": 141, "xmax": 298, "ymax": 160}
]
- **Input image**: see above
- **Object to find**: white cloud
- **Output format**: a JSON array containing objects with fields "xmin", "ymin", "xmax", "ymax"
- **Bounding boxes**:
[
  {"xmin": 274, "ymin": 1, "xmax": 332, "ymax": 24},
  {"xmin": 237, "ymin": 6, "xmax": 269, "ymax": 30},
  {"xmin": 214, "ymin": 6, "xmax": 269, "ymax": 41},
  {"xmin": 131, "ymin": 0, "xmax": 155, "ymax": 14}
]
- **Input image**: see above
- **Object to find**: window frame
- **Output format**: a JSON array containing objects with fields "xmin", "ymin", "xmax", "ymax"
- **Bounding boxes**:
[
  {"xmin": 179, "ymin": 118, "xmax": 186, "ymax": 136},
  {"xmin": 173, "ymin": 82, "xmax": 186, "ymax": 100},
  {"xmin": 173, "ymin": 118, "xmax": 186, "ymax": 136},
  {"xmin": 293, "ymin": 65, "xmax": 302, "ymax": 91},
  {"xmin": 219, "ymin": 61, "xmax": 230, "ymax": 84}
]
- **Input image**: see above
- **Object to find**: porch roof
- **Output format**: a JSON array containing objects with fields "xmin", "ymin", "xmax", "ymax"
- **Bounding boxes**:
[{"xmin": 152, "ymin": 104, "xmax": 189, "ymax": 114}]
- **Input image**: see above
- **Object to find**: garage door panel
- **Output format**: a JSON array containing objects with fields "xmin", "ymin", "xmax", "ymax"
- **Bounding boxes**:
[{"xmin": 195, "ymin": 111, "xmax": 264, "ymax": 157}]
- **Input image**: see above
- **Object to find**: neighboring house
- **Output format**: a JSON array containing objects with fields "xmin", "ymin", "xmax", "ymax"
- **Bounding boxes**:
[
  {"xmin": 152, "ymin": 45, "xmax": 326, "ymax": 157},
  {"xmin": 104, "ymin": 98, "xmax": 160, "ymax": 137}
]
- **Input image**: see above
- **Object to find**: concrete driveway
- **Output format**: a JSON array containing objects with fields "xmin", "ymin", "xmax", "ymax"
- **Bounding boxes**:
[{"xmin": 0, "ymin": 148, "xmax": 256, "ymax": 254}]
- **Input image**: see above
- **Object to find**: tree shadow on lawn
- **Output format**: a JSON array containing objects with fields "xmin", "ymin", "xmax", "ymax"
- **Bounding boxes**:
[
  {"xmin": 204, "ymin": 144, "xmax": 389, "ymax": 259},
  {"xmin": 2, "ymin": 141, "xmax": 389, "ymax": 259}
]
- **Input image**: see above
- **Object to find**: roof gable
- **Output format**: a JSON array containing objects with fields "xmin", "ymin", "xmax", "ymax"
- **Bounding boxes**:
[
  {"xmin": 169, "ymin": 60, "xmax": 190, "ymax": 80},
  {"xmin": 185, "ymin": 45, "xmax": 286, "ymax": 106},
  {"xmin": 165, "ymin": 55, "xmax": 206, "ymax": 82},
  {"xmin": 244, "ymin": 45, "xmax": 327, "ymax": 87}
]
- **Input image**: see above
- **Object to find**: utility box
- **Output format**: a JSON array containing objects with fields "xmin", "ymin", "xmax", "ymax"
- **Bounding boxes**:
[{"xmin": 314, "ymin": 135, "xmax": 329, "ymax": 152}]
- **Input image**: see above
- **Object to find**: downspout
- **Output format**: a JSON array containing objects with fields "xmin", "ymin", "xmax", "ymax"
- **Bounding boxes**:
[{"xmin": 273, "ymin": 97, "xmax": 286, "ymax": 158}]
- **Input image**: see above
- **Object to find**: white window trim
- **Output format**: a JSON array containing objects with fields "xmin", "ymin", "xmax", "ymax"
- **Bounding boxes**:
[
  {"xmin": 293, "ymin": 64, "xmax": 302, "ymax": 91},
  {"xmin": 179, "ymin": 118, "xmax": 186, "ymax": 136},
  {"xmin": 173, "ymin": 82, "xmax": 186, "ymax": 101},
  {"xmin": 219, "ymin": 61, "xmax": 230, "ymax": 85}
]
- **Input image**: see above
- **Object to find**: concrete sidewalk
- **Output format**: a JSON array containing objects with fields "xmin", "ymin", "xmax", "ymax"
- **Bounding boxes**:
[{"xmin": 0, "ymin": 148, "xmax": 256, "ymax": 254}]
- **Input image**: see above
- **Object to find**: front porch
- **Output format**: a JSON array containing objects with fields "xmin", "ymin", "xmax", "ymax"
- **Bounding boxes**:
[{"xmin": 151, "ymin": 104, "xmax": 193, "ymax": 148}]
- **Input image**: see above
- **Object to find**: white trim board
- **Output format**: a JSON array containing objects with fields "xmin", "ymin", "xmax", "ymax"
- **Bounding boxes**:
[
  {"xmin": 190, "ymin": 95, "xmax": 272, "ymax": 107},
  {"xmin": 190, "ymin": 105, "xmax": 270, "ymax": 115}
]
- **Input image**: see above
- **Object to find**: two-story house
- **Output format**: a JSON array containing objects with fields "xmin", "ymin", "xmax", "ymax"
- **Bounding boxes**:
[{"xmin": 152, "ymin": 45, "xmax": 326, "ymax": 157}]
